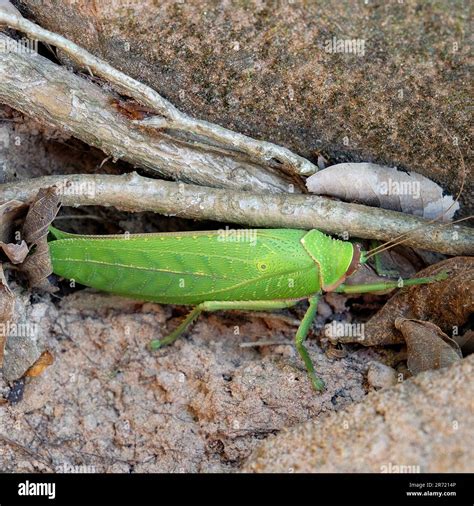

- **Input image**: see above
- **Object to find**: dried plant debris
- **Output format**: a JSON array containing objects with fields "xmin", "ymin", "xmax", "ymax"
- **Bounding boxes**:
[
  {"xmin": 306, "ymin": 163, "xmax": 459, "ymax": 221},
  {"xmin": 20, "ymin": 187, "xmax": 61, "ymax": 290},
  {"xmin": 335, "ymin": 257, "xmax": 473, "ymax": 346},
  {"xmin": 22, "ymin": 187, "xmax": 61, "ymax": 245},
  {"xmin": 0, "ymin": 200, "xmax": 28, "ymax": 242},
  {"xmin": 395, "ymin": 318, "xmax": 462, "ymax": 375},
  {"xmin": 0, "ymin": 200, "xmax": 30, "ymax": 264}
]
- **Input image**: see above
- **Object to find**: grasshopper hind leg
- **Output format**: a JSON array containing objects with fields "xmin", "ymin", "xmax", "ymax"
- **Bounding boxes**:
[
  {"xmin": 150, "ymin": 306, "xmax": 203, "ymax": 350},
  {"xmin": 150, "ymin": 299, "xmax": 301, "ymax": 350}
]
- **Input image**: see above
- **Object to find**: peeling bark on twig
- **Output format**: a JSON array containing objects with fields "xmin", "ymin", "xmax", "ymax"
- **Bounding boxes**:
[
  {"xmin": 0, "ymin": 33, "xmax": 297, "ymax": 193},
  {"xmin": 0, "ymin": 173, "xmax": 472, "ymax": 255},
  {"xmin": 0, "ymin": 11, "xmax": 317, "ymax": 177}
]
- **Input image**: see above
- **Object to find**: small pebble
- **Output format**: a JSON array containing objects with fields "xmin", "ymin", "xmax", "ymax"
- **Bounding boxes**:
[
  {"xmin": 317, "ymin": 299, "xmax": 333, "ymax": 318},
  {"xmin": 367, "ymin": 361, "xmax": 397, "ymax": 389}
]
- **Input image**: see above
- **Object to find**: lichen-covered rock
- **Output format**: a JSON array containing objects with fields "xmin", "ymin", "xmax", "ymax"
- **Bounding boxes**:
[{"xmin": 243, "ymin": 355, "xmax": 474, "ymax": 473}]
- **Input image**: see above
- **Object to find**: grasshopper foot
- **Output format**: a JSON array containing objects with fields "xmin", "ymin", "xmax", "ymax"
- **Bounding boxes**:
[
  {"xmin": 309, "ymin": 374, "xmax": 326, "ymax": 392},
  {"xmin": 149, "ymin": 339, "xmax": 162, "ymax": 350}
]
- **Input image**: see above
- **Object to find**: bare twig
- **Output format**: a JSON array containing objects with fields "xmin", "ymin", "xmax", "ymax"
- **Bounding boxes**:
[
  {"xmin": 0, "ymin": 173, "xmax": 471, "ymax": 255},
  {"xmin": 240, "ymin": 341, "xmax": 293, "ymax": 348},
  {"xmin": 0, "ymin": 10, "xmax": 317, "ymax": 177}
]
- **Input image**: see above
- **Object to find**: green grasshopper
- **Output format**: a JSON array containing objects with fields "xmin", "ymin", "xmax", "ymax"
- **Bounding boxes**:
[{"xmin": 47, "ymin": 226, "xmax": 445, "ymax": 391}]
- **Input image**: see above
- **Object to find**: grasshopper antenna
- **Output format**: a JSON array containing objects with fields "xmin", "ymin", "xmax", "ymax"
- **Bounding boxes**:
[
  {"xmin": 364, "ymin": 215, "xmax": 473, "ymax": 261},
  {"xmin": 365, "ymin": 136, "xmax": 469, "ymax": 260}
]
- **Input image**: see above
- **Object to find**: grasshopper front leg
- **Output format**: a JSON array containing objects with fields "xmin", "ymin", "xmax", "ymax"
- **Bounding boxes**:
[
  {"xmin": 294, "ymin": 295, "xmax": 324, "ymax": 391},
  {"xmin": 150, "ymin": 297, "xmax": 326, "ymax": 392},
  {"xmin": 335, "ymin": 271, "xmax": 448, "ymax": 294},
  {"xmin": 285, "ymin": 275, "xmax": 444, "ymax": 391}
]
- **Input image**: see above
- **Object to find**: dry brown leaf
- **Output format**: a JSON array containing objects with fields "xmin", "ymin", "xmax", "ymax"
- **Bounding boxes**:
[
  {"xmin": 336, "ymin": 257, "xmax": 473, "ymax": 346},
  {"xmin": 0, "ymin": 200, "xmax": 32, "ymax": 264},
  {"xmin": 22, "ymin": 187, "xmax": 62, "ymax": 245},
  {"xmin": 395, "ymin": 318, "xmax": 462, "ymax": 374},
  {"xmin": 23, "ymin": 350, "xmax": 54, "ymax": 377},
  {"xmin": 0, "ymin": 240, "xmax": 28, "ymax": 264},
  {"xmin": 20, "ymin": 187, "xmax": 61, "ymax": 290},
  {"xmin": 0, "ymin": 200, "xmax": 28, "ymax": 243},
  {"xmin": 306, "ymin": 163, "xmax": 459, "ymax": 221}
]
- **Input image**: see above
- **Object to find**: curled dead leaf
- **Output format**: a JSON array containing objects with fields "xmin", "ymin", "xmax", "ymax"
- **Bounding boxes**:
[
  {"xmin": 0, "ymin": 200, "xmax": 30, "ymax": 263},
  {"xmin": 395, "ymin": 318, "xmax": 462, "ymax": 375},
  {"xmin": 22, "ymin": 186, "xmax": 61, "ymax": 245},
  {"xmin": 20, "ymin": 187, "xmax": 61, "ymax": 290},
  {"xmin": 24, "ymin": 350, "xmax": 54, "ymax": 377},
  {"xmin": 306, "ymin": 163, "xmax": 459, "ymax": 221},
  {"xmin": 0, "ymin": 200, "xmax": 32, "ymax": 264}
]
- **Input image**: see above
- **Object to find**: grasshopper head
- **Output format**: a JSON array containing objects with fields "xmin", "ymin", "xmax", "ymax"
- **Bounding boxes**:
[{"xmin": 301, "ymin": 231, "xmax": 365, "ymax": 291}]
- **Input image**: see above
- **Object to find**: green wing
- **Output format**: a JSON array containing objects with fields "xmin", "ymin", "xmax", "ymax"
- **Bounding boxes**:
[{"xmin": 48, "ymin": 228, "xmax": 321, "ymax": 304}]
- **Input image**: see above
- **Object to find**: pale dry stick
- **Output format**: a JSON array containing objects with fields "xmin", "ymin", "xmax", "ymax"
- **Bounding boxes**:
[
  {"xmin": 240, "ymin": 341, "xmax": 293, "ymax": 348},
  {"xmin": 0, "ymin": 33, "xmax": 292, "ymax": 192},
  {"xmin": 0, "ymin": 10, "xmax": 317, "ymax": 177},
  {"xmin": 0, "ymin": 173, "xmax": 472, "ymax": 255}
]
